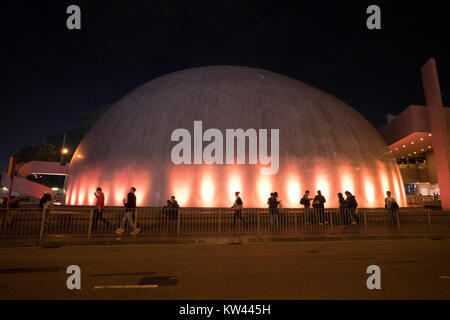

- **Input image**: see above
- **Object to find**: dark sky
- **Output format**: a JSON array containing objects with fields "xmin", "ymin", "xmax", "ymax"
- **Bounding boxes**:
[{"xmin": 1, "ymin": 0, "xmax": 449, "ymax": 168}]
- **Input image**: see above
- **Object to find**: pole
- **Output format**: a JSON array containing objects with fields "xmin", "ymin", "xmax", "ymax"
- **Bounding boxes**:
[
  {"xmin": 60, "ymin": 133, "xmax": 66, "ymax": 164},
  {"xmin": 2, "ymin": 157, "xmax": 16, "ymax": 234}
]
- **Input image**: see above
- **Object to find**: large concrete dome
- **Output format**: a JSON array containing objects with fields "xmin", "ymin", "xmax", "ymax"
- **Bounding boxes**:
[{"xmin": 65, "ymin": 66, "xmax": 406, "ymax": 208}]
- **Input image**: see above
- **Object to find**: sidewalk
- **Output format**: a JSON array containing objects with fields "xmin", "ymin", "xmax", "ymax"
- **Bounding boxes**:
[{"xmin": 1, "ymin": 232, "xmax": 449, "ymax": 248}]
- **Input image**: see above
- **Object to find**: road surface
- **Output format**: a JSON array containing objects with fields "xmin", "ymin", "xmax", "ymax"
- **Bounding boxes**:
[{"xmin": 0, "ymin": 239, "xmax": 449, "ymax": 299}]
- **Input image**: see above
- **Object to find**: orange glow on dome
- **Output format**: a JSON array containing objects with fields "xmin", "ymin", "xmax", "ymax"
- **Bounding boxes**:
[
  {"xmin": 364, "ymin": 179, "xmax": 376, "ymax": 205},
  {"xmin": 315, "ymin": 173, "xmax": 329, "ymax": 199},
  {"xmin": 286, "ymin": 176, "xmax": 300, "ymax": 207},
  {"xmin": 228, "ymin": 174, "xmax": 242, "ymax": 203},
  {"xmin": 257, "ymin": 176, "xmax": 272, "ymax": 206},
  {"xmin": 380, "ymin": 170, "xmax": 390, "ymax": 193},
  {"xmin": 340, "ymin": 170, "xmax": 354, "ymax": 194},
  {"xmin": 393, "ymin": 175, "xmax": 402, "ymax": 206},
  {"xmin": 78, "ymin": 187, "xmax": 86, "ymax": 205},
  {"xmin": 201, "ymin": 175, "xmax": 215, "ymax": 206},
  {"xmin": 173, "ymin": 183, "xmax": 190, "ymax": 206}
]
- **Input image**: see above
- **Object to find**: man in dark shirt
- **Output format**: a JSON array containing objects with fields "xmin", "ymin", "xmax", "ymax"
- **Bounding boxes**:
[
  {"xmin": 115, "ymin": 187, "xmax": 139, "ymax": 235},
  {"xmin": 168, "ymin": 195, "xmax": 180, "ymax": 222},
  {"xmin": 313, "ymin": 190, "xmax": 327, "ymax": 225},
  {"xmin": 301, "ymin": 190, "xmax": 313, "ymax": 224}
]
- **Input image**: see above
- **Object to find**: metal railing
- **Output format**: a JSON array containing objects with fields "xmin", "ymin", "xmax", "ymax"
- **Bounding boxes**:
[
  {"xmin": 1, "ymin": 207, "xmax": 450, "ymax": 240},
  {"xmin": 406, "ymin": 195, "xmax": 441, "ymax": 205}
]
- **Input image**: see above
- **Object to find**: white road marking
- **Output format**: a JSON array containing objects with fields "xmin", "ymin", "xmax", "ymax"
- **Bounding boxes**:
[{"xmin": 93, "ymin": 284, "xmax": 158, "ymax": 289}]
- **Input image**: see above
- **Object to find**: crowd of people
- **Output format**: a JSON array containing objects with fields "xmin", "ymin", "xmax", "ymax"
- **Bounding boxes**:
[{"xmin": 30, "ymin": 186, "xmax": 400, "ymax": 234}]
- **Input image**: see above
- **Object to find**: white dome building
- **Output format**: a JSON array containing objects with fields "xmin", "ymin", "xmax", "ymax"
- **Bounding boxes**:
[{"xmin": 65, "ymin": 66, "xmax": 406, "ymax": 207}]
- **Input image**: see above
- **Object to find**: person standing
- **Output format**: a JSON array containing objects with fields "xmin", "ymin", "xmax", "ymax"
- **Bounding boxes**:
[
  {"xmin": 338, "ymin": 193, "xmax": 347, "ymax": 226},
  {"xmin": 168, "ymin": 195, "xmax": 180, "ymax": 224},
  {"xmin": 313, "ymin": 190, "xmax": 327, "ymax": 225},
  {"xmin": 385, "ymin": 191, "xmax": 399, "ymax": 230},
  {"xmin": 231, "ymin": 191, "xmax": 246, "ymax": 228},
  {"xmin": 39, "ymin": 191, "xmax": 52, "ymax": 209},
  {"xmin": 92, "ymin": 187, "xmax": 109, "ymax": 231},
  {"xmin": 300, "ymin": 190, "xmax": 313, "ymax": 224},
  {"xmin": 115, "ymin": 187, "xmax": 140, "ymax": 235},
  {"xmin": 345, "ymin": 191, "xmax": 358, "ymax": 225},
  {"xmin": 267, "ymin": 192, "xmax": 280, "ymax": 226}
]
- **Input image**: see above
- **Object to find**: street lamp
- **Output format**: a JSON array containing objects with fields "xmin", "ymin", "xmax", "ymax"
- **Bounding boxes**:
[{"xmin": 60, "ymin": 148, "xmax": 69, "ymax": 165}]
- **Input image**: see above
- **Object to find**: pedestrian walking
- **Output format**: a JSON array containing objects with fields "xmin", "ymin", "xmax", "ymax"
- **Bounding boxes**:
[
  {"xmin": 385, "ymin": 191, "xmax": 399, "ymax": 230},
  {"xmin": 313, "ymin": 190, "xmax": 327, "ymax": 225},
  {"xmin": 92, "ymin": 187, "xmax": 109, "ymax": 231},
  {"xmin": 115, "ymin": 187, "xmax": 140, "ymax": 235},
  {"xmin": 231, "ymin": 191, "xmax": 246, "ymax": 228}
]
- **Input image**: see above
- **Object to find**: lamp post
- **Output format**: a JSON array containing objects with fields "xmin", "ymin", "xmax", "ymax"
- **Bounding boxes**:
[{"xmin": 60, "ymin": 133, "xmax": 68, "ymax": 165}]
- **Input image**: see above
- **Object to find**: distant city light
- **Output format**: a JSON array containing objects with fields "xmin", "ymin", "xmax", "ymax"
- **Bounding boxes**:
[{"xmin": 62, "ymin": 148, "xmax": 69, "ymax": 154}]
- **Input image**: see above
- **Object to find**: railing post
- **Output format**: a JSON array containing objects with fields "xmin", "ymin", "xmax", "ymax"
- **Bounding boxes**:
[
  {"xmin": 39, "ymin": 209, "xmax": 46, "ymax": 241},
  {"xmin": 87, "ymin": 209, "xmax": 93, "ymax": 239},
  {"xmin": 363, "ymin": 211, "xmax": 367, "ymax": 233},
  {"xmin": 177, "ymin": 208, "xmax": 181, "ymax": 237},
  {"xmin": 218, "ymin": 210, "xmax": 221, "ymax": 238},
  {"xmin": 134, "ymin": 209, "xmax": 139, "ymax": 237},
  {"xmin": 294, "ymin": 209, "xmax": 298, "ymax": 234},
  {"xmin": 1, "ymin": 209, "xmax": 8, "ymax": 235},
  {"xmin": 427, "ymin": 211, "xmax": 432, "ymax": 233},
  {"xmin": 329, "ymin": 211, "xmax": 333, "ymax": 231},
  {"xmin": 396, "ymin": 210, "xmax": 400, "ymax": 232},
  {"xmin": 257, "ymin": 210, "xmax": 260, "ymax": 235}
]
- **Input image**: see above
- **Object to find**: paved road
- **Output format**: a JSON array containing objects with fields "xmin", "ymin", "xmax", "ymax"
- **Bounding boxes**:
[{"xmin": 0, "ymin": 239, "xmax": 449, "ymax": 299}]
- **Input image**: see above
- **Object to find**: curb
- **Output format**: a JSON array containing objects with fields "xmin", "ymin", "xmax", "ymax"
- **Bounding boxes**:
[{"xmin": 1, "ymin": 233, "xmax": 449, "ymax": 248}]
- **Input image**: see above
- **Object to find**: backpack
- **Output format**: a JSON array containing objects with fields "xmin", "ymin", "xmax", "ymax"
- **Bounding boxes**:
[
  {"xmin": 300, "ymin": 197, "xmax": 307, "ymax": 205},
  {"xmin": 392, "ymin": 202, "xmax": 399, "ymax": 210},
  {"xmin": 349, "ymin": 196, "xmax": 358, "ymax": 208}
]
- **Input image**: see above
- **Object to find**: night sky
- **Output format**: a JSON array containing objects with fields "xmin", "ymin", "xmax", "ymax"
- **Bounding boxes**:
[{"xmin": 1, "ymin": 1, "xmax": 449, "ymax": 168}]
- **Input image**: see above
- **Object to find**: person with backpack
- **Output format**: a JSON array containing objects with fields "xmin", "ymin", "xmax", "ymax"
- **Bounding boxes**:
[
  {"xmin": 345, "ymin": 191, "xmax": 358, "ymax": 225},
  {"xmin": 300, "ymin": 190, "xmax": 313, "ymax": 224},
  {"xmin": 92, "ymin": 187, "xmax": 110, "ymax": 231},
  {"xmin": 231, "ymin": 191, "xmax": 246, "ymax": 228},
  {"xmin": 385, "ymin": 191, "xmax": 399, "ymax": 230},
  {"xmin": 313, "ymin": 190, "xmax": 327, "ymax": 225}
]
